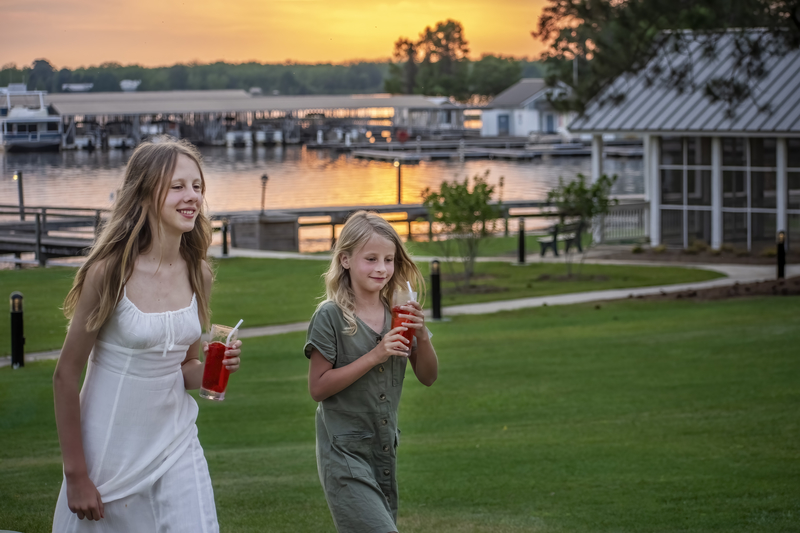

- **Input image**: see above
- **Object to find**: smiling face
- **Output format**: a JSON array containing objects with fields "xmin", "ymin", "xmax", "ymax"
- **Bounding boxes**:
[
  {"xmin": 341, "ymin": 232, "xmax": 396, "ymax": 297},
  {"xmin": 155, "ymin": 154, "xmax": 203, "ymax": 237}
]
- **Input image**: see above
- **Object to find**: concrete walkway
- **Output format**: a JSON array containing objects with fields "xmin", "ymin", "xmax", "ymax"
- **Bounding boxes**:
[{"xmin": 2, "ymin": 249, "xmax": 797, "ymax": 368}]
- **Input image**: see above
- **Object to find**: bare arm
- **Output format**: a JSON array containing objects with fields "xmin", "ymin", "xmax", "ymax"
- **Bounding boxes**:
[
  {"xmin": 52, "ymin": 263, "xmax": 105, "ymax": 521},
  {"xmin": 399, "ymin": 302, "xmax": 438, "ymax": 386},
  {"xmin": 308, "ymin": 327, "xmax": 410, "ymax": 402}
]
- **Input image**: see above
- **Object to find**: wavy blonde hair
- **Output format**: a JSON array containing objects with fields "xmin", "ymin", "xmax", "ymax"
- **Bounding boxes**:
[
  {"xmin": 322, "ymin": 211, "xmax": 425, "ymax": 335},
  {"xmin": 64, "ymin": 138, "xmax": 213, "ymax": 331}
]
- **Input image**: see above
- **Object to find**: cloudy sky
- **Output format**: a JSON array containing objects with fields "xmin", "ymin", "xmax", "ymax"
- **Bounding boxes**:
[{"xmin": 1, "ymin": 0, "xmax": 547, "ymax": 69}]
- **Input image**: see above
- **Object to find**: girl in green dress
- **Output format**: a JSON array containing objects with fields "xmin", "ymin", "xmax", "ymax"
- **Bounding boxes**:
[{"xmin": 304, "ymin": 210, "xmax": 439, "ymax": 533}]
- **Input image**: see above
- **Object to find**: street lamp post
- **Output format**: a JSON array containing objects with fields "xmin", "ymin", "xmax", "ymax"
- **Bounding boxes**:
[
  {"xmin": 394, "ymin": 159, "xmax": 401, "ymax": 205},
  {"xmin": 260, "ymin": 174, "xmax": 269, "ymax": 214},
  {"xmin": 13, "ymin": 171, "xmax": 24, "ymax": 221}
]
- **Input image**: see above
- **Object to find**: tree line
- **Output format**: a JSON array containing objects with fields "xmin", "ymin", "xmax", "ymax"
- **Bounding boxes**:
[{"xmin": 1, "ymin": 22, "xmax": 541, "ymax": 101}]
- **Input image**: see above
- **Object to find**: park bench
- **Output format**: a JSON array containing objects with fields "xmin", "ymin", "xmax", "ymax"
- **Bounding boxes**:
[{"xmin": 538, "ymin": 220, "xmax": 584, "ymax": 257}]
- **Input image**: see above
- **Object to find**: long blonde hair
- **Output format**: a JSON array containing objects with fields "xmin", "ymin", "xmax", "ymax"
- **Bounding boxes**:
[
  {"xmin": 64, "ymin": 138, "xmax": 213, "ymax": 331},
  {"xmin": 322, "ymin": 211, "xmax": 425, "ymax": 335}
]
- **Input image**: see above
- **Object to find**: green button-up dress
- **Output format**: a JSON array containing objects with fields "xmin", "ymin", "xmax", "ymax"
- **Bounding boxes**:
[{"xmin": 304, "ymin": 301, "xmax": 408, "ymax": 533}]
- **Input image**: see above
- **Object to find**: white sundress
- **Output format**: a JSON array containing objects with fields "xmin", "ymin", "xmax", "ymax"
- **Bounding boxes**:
[{"xmin": 52, "ymin": 289, "xmax": 219, "ymax": 533}]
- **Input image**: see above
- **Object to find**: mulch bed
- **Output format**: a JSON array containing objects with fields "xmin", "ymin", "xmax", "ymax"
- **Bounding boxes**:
[
  {"xmin": 630, "ymin": 276, "xmax": 800, "ymax": 302},
  {"xmin": 595, "ymin": 247, "xmax": 800, "ymax": 265}
]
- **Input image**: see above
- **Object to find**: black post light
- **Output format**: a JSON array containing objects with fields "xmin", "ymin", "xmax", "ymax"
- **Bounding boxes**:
[
  {"xmin": 10, "ymin": 292, "xmax": 25, "ymax": 369},
  {"xmin": 777, "ymin": 230, "xmax": 786, "ymax": 279},
  {"xmin": 394, "ymin": 159, "xmax": 402, "ymax": 205},
  {"xmin": 222, "ymin": 220, "xmax": 229, "ymax": 257},
  {"xmin": 13, "ymin": 170, "xmax": 24, "ymax": 221},
  {"xmin": 517, "ymin": 218, "xmax": 526, "ymax": 265},
  {"xmin": 430, "ymin": 260, "xmax": 442, "ymax": 320},
  {"xmin": 260, "ymin": 174, "xmax": 269, "ymax": 214}
]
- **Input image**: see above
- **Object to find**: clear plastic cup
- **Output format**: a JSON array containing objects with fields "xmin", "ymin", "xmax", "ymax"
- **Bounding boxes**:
[
  {"xmin": 391, "ymin": 287, "xmax": 417, "ymax": 344},
  {"xmin": 199, "ymin": 324, "xmax": 237, "ymax": 401}
]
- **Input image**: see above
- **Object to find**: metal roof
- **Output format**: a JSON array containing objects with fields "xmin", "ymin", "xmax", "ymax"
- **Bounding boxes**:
[
  {"xmin": 486, "ymin": 78, "xmax": 547, "ymax": 108},
  {"xmin": 569, "ymin": 31, "xmax": 800, "ymax": 135},
  {"xmin": 45, "ymin": 91, "xmax": 448, "ymax": 116}
]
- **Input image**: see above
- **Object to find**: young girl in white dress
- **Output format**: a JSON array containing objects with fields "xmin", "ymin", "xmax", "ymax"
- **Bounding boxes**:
[{"xmin": 52, "ymin": 139, "xmax": 242, "ymax": 532}]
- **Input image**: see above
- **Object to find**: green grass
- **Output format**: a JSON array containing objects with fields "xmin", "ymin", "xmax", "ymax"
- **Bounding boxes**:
[
  {"xmin": 1, "ymin": 297, "xmax": 799, "ymax": 532},
  {"xmin": 0, "ymin": 258, "xmax": 723, "ymax": 356}
]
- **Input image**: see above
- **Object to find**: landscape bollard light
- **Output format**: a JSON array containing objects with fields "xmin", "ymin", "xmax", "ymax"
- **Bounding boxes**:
[
  {"xmin": 431, "ymin": 260, "xmax": 442, "ymax": 320},
  {"xmin": 222, "ymin": 220, "xmax": 229, "ymax": 257},
  {"xmin": 517, "ymin": 218, "xmax": 526, "ymax": 265},
  {"xmin": 10, "ymin": 292, "xmax": 25, "ymax": 369},
  {"xmin": 777, "ymin": 230, "xmax": 786, "ymax": 279}
]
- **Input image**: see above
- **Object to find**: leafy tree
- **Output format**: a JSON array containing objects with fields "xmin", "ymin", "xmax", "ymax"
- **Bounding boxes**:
[
  {"xmin": 27, "ymin": 59, "xmax": 55, "ymax": 91},
  {"xmin": 422, "ymin": 171, "xmax": 504, "ymax": 288},
  {"xmin": 469, "ymin": 55, "xmax": 522, "ymax": 97},
  {"xmin": 532, "ymin": 0, "xmax": 800, "ymax": 113},
  {"xmin": 546, "ymin": 173, "xmax": 617, "ymax": 275},
  {"xmin": 168, "ymin": 64, "xmax": 189, "ymax": 90},
  {"xmin": 385, "ymin": 38, "xmax": 419, "ymax": 94}
]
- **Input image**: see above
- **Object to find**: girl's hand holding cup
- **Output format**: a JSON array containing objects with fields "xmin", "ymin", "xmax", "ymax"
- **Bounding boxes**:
[{"xmin": 371, "ymin": 328, "xmax": 411, "ymax": 364}]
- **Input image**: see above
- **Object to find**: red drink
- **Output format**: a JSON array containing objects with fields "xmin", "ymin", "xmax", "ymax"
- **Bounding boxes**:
[
  {"xmin": 391, "ymin": 306, "xmax": 415, "ymax": 343},
  {"xmin": 200, "ymin": 341, "xmax": 230, "ymax": 400}
]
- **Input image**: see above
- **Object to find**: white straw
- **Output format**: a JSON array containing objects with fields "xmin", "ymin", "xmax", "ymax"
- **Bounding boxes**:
[
  {"xmin": 406, "ymin": 281, "xmax": 414, "ymax": 300},
  {"xmin": 226, "ymin": 319, "xmax": 244, "ymax": 346}
]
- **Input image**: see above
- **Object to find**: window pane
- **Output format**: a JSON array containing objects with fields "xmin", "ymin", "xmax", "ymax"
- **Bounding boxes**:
[
  {"xmin": 787, "ymin": 139, "xmax": 800, "ymax": 168},
  {"xmin": 723, "ymin": 212, "xmax": 747, "ymax": 246},
  {"xmin": 722, "ymin": 137, "xmax": 745, "ymax": 166},
  {"xmin": 47, "ymin": 122, "xmax": 59, "ymax": 131},
  {"xmin": 751, "ymin": 171, "xmax": 777, "ymax": 208},
  {"xmin": 723, "ymin": 170, "xmax": 746, "ymax": 208},
  {"xmin": 661, "ymin": 210, "xmax": 684, "ymax": 246},
  {"xmin": 749, "ymin": 138, "xmax": 776, "ymax": 167},
  {"xmin": 660, "ymin": 137, "xmax": 683, "ymax": 165},
  {"xmin": 661, "ymin": 169, "xmax": 683, "ymax": 205},
  {"xmin": 687, "ymin": 170, "xmax": 712, "ymax": 206},
  {"xmin": 687, "ymin": 137, "xmax": 711, "ymax": 166},
  {"xmin": 789, "ymin": 172, "xmax": 800, "ymax": 210},
  {"xmin": 687, "ymin": 210, "xmax": 711, "ymax": 246},
  {"xmin": 789, "ymin": 214, "xmax": 800, "ymax": 252},
  {"xmin": 751, "ymin": 213, "xmax": 776, "ymax": 253}
]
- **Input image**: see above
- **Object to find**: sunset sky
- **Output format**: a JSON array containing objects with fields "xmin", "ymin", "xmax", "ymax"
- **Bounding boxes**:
[{"xmin": 2, "ymin": 0, "xmax": 548, "ymax": 69}]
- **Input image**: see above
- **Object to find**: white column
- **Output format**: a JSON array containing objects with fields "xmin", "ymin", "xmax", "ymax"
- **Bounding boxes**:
[
  {"xmin": 711, "ymin": 137, "xmax": 723, "ymax": 250},
  {"xmin": 650, "ymin": 136, "xmax": 661, "ymax": 246},
  {"xmin": 591, "ymin": 134, "xmax": 604, "ymax": 243},
  {"xmin": 777, "ymin": 137, "xmax": 788, "ymax": 234},
  {"xmin": 591, "ymin": 134, "xmax": 603, "ymax": 182},
  {"xmin": 643, "ymin": 135, "xmax": 651, "ymax": 202}
]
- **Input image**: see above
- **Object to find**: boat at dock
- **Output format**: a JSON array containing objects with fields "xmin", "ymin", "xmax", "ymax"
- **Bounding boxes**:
[{"xmin": 0, "ymin": 85, "xmax": 63, "ymax": 152}]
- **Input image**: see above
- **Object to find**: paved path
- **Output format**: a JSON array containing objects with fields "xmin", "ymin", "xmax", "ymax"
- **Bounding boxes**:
[{"xmin": 2, "ymin": 249, "xmax": 797, "ymax": 368}]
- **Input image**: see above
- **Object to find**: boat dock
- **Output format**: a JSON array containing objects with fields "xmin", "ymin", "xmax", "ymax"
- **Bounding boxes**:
[{"xmin": 0, "ymin": 206, "xmax": 103, "ymax": 266}]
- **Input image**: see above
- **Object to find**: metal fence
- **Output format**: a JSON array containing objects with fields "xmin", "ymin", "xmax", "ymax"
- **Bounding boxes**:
[{"xmin": 595, "ymin": 201, "xmax": 650, "ymax": 244}]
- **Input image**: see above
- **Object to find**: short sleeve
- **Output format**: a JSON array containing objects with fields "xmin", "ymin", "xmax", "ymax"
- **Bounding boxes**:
[{"xmin": 304, "ymin": 304, "xmax": 338, "ymax": 364}]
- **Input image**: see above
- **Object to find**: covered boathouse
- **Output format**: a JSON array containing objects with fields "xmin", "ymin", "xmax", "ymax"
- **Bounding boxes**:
[{"xmin": 569, "ymin": 31, "xmax": 800, "ymax": 253}]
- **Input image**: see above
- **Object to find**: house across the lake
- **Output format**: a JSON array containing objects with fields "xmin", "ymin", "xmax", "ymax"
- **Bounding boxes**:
[
  {"xmin": 481, "ymin": 78, "xmax": 574, "ymax": 138},
  {"xmin": 569, "ymin": 30, "xmax": 800, "ymax": 252}
]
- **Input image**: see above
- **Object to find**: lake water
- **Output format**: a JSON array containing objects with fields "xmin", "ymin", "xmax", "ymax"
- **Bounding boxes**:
[{"xmin": 0, "ymin": 145, "xmax": 643, "ymax": 252}]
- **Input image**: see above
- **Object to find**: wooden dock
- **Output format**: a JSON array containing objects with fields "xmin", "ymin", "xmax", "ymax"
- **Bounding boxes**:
[
  {"xmin": 0, "ymin": 201, "xmax": 551, "ymax": 264},
  {"xmin": 0, "ymin": 206, "xmax": 104, "ymax": 266}
]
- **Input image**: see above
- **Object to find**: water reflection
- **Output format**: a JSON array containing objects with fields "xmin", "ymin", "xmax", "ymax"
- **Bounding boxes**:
[{"xmin": 1, "ymin": 146, "xmax": 642, "ymax": 214}]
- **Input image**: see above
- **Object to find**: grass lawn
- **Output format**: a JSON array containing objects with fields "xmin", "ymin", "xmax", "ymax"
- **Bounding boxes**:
[
  {"xmin": 1, "ymin": 297, "xmax": 798, "ymax": 532},
  {"xmin": 0, "ymin": 258, "xmax": 722, "ymax": 356}
]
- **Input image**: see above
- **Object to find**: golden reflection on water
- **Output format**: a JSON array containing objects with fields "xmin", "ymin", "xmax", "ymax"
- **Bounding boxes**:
[{"xmin": 0, "ymin": 145, "xmax": 643, "ymax": 252}]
